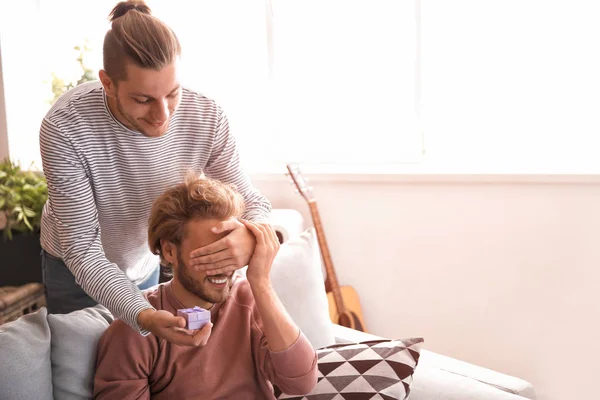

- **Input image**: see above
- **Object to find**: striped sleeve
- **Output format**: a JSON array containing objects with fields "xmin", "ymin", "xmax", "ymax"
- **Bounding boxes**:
[
  {"xmin": 205, "ymin": 107, "xmax": 272, "ymax": 222},
  {"xmin": 39, "ymin": 117, "xmax": 154, "ymax": 334}
]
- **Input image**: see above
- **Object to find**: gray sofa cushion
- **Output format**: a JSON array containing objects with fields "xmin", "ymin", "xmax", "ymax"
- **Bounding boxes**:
[
  {"xmin": 47, "ymin": 305, "xmax": 114, "ymax": 400},
  {"xmin": 416, "ymin": 349, "xmax": 536, "ymax": 399},
  {"xmin": 0, "ymin": 308, "xmax": 53, "ymax": 400}
]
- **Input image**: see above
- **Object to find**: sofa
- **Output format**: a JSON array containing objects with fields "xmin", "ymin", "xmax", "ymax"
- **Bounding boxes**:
[{"xmin": 0, "ymin": 211, "xmax": 536, "ymax": 399}]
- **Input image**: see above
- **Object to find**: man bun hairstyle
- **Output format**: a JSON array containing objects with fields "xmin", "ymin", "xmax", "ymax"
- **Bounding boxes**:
[{"xmin": 103, "ymin": 0, "xmax": 181, "ymax": 81}]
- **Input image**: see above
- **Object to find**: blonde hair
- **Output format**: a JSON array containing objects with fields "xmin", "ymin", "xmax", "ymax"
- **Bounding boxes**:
[
  {"xmin": 103, "ymin": 0, "xmax": 181, "ymax": 81},
  {"xmin": 148, "ymin": 174, "xmax": 245, "ymax": 265}
]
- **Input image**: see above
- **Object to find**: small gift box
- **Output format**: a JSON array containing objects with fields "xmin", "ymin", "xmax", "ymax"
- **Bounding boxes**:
[{"xmin": 177, "ymin": 306, "xmax": 211, "ymax": 330}]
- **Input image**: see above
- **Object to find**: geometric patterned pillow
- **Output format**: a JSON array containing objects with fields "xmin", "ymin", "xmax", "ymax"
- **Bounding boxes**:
[{"xmin": 274, "ymin": 338, "xmax": 424, "ymax": 400}]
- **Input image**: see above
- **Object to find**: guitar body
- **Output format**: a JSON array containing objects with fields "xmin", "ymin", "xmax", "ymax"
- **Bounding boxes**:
[{"xmin": 327, "ymin": 286, "xmax": 367, "ymax": 332}]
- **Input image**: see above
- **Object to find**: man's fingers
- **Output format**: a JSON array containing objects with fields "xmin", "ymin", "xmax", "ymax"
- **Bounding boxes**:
[
  {"xmin": 189, "ymin": 238, "xmax": 228, "ymax": 259},
  {"xmin": 257, "ymin": 223, "xmax": 273, "ymax": 240},
  {"xmin": 265, "ymin": 225, "xmax": 280, "ymax": 248},
  {"xmin": 256, "ymin": 224, "xmax": 278, "ymax": 253},
  {"xmin": 190, "ymin": 249, "xmax": 232, "ymax": 266},
  {"xmin": 163, "ymin": 323, "xmax": 213, "ymax": 347},
  {"xmin": 193, "ymin": 257, "xmax": 236, "ymax": 271},
  {"xmin": 174, "ymin": 316, "xmax": 186, "ymax": 328},
  {"xmin": 210, "ymin": 218, "xmax": 243, "ymax": 234},
  {"xmin": 192, "ymin": 322, "xmax": 213, "ymax": 346},
  {"xmin": 148, "ymin": 310, "xmax": 213, "ymax": 347},
  {"xmin": 205, "ymin": 265, "xmax": 237, "ymax": 276},
  {"xmin": 241, "ymin": 220, "xmax": 265, "ymax": 245},
  {"xmin": 179, "ymin": 323, "xmax": 213, "ymax": 346},
  {"xmin": 153, "ymin": 310, "xmax": 186, "ymax": 329},
  {"xmin": 260, "ymin": 225, "xmax": 277, "ymax": 248}
]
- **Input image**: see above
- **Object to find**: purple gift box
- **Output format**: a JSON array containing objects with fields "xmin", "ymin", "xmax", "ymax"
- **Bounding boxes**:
[{"xmin": 177, "ymin": 306, "xmax": 211, "ymax": 330}]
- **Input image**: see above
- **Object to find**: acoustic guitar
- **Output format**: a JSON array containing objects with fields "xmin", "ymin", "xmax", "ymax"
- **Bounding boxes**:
[{"xmin": 286, "ymin": 164, "xmax": 367, "ymax": 332}]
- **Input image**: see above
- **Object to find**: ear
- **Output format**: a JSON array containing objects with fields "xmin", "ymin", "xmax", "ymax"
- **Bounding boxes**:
[
  {"xmin": 99, "ymin": 70, "xmax": 117, "ymax": 98},
  {"xmin": 161, "ymin": 240, "xmax": 178, "ymax": 267}
]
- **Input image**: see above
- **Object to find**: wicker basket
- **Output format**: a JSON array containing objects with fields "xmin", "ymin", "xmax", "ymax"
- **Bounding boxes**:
[{"xmin": 0, "ymin": 283, "xmax": 46, "ymax": 325}]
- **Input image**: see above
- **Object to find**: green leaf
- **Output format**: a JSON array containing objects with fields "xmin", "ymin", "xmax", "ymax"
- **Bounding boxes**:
[
  {"xmin": 23, "ymin": 215, "xmax": 33, "ymax": 231},
  {"xmin": 23, "ymin": 194, "xmax": 35, "ymax": 204},
  {"xmin": 0, "ymin": 157, "xmax": 47, "ymax": 239}
]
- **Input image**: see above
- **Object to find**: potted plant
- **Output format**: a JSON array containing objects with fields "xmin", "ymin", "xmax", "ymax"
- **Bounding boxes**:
[{"xmin": 0, "ymin": 158, "xmax": 48, "ymax": 285}]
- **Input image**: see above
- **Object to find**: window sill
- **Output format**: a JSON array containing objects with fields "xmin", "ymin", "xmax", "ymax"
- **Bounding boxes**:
[{"xmin": 248, "ymin": 164, "xmax": 600, "ymax": 184}]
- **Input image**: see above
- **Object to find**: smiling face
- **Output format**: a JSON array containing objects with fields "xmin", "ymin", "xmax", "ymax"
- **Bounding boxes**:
[
  {"xmin": 99, "ymin": 60, "xmax": 182, "ymax": 137},
  {"xmin": 147, "ymin": 176, "xmax": 246, "ymax": 308},
  {"xmin": 167, "ymin": 218, "xmax": 235, "ymax": 306}
]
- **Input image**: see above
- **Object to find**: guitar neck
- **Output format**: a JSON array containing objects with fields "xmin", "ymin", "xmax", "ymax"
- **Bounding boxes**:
[{"xmin": 307, "ymin": 200, "xmax": 347, "ymax": 315}]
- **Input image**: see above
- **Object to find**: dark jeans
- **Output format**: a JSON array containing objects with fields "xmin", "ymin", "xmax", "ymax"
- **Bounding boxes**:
[{"xmin": 41, "ymin": 249, "xmax": 160, "ymax": 314}]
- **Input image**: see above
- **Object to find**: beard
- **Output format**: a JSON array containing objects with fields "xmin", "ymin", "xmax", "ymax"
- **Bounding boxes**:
[{"xmin": 177, "ymin": 250, "xmax": 233, "ymax": 304}]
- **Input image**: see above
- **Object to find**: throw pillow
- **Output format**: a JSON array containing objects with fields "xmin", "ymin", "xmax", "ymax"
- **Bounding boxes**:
[
  {"xmin": 0, "ymin": 307, "xmax": 54, "ymax": 400},
  {"xmin": 237, "ymin": 228, "xmax": 336, "ymax": 349},
  {"xmin": 275, "ymin": 337, "xmax": 424, "ymax": 400},
  {"xmin": 47, "ymin": 305, "xmax": 114, "ymax": 400}
]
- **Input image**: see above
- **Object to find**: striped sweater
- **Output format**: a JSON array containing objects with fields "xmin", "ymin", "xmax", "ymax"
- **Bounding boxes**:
[{"xmin": 39, "ymin": 81, "xmax": 271, "ymax": 334}]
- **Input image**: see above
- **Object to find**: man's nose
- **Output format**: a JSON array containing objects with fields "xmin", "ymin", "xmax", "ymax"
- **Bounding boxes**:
[{"xmin": 151, "ymin": 99, "xmax": 169, "ymax": 122}]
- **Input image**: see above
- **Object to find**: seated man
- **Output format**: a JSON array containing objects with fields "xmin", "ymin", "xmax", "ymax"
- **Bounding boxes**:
[{"xmin": 93, "ymin": 175, "xmax": 318, "ymax": 399}]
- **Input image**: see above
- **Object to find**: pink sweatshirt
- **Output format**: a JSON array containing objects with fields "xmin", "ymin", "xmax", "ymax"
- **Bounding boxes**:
[{"xmin": 94, "ymin": 278, "xmax": 318, "ymax": 399}]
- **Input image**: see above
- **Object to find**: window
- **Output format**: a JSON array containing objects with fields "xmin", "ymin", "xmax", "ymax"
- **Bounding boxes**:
[
  {"xmin": 0, "ymin": 0, "xmax": 115, "ymax": 169},
  {"xmin": 5, "ymin": 1, "xmax": 600, "ymax": 175},
  {"xmin": 0, "ymin": 0, "xmax": 422, "ymax": 173},
  {"xmin": 421, "ymin": 0, "xmax": 600, "ymax": 173},
  {"xmin": 266, "ymin": 0, "xmax": 422, "ymax": 170}
]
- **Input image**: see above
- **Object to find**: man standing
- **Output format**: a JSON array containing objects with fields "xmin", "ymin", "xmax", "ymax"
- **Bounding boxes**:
[{"xmin": 39, "ymin": 0, "xmax": 270, "ymax": 346}]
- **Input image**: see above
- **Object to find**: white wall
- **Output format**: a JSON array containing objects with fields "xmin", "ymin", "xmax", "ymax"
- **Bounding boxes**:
[
  {"xmin": 252, "ymin": 174, "xmax": 600, "ymax": 400},
  {"xmin": 0, "ymin": 42, "xmax": 9, "ymax": 161}
]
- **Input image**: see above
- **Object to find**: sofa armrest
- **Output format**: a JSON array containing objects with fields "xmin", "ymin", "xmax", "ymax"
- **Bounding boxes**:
[
  {"xmin": 418, "ymin": 350, "xmax": 536, "ymax": 400},
  {"xmin": 330, "ymin": 324, "xmax": 536, "ymax": 400}
]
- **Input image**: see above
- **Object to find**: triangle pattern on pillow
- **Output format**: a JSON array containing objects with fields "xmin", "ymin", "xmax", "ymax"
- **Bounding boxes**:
[
  {"xmin": 274, "ymin": 338, "xmax": 423, "ymax": 400},
  {"xmin": 348, "ymin": 359, "xmax": 381, "ymax": 374},
  {"xmin": 320, "ymin": 350, "xmax": 348, "ymax": 363},
  {"xmin": 336, "ymin": 347, "xmax": 368, "ymax": 361},
  {"xmin": 327, "ymin": 375, "xmax": 360, "ymax": 392},
  {"xmin": 346, "ymin": 348, "xmax": 382, "ymax": 362},
  {"xmin": 319, "ymin": 361, "xmax": 346, "ymax": 376}
]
